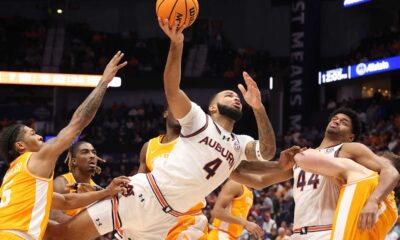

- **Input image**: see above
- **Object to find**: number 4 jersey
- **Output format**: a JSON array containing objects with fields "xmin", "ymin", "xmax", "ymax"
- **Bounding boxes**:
[
  {"xmin": 292, "ymin": 144, "xmax": 342, "ymax": 230},
  {"xmin": 151, "ymin": 102, "xmax": 253, "ymax": 213}
]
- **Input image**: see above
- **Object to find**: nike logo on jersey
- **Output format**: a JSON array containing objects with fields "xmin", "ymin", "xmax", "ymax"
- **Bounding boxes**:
[{"xmin": 198, "ymin": 136, "xmax": 235, "ymax": 169}]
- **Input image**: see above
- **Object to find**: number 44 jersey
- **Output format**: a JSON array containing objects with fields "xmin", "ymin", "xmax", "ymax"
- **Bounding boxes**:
[
  {"xmin": 292, "ymin": 144, "xmax": 343, "ymax": 230},
  {"xmin": 151, "ymin": 102, "xmax": 253, "ymax": 213}
]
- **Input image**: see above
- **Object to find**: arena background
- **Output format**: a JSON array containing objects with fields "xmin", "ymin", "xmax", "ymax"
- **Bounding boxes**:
[{"xmin": 0, "ymin": 0, "xmax": 400, "ymax": 239}]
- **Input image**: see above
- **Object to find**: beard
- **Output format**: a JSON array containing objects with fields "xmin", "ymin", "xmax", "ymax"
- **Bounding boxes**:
[{"xmin": 217, "ymin": 103, "xmax": 242, "ymax": 121}]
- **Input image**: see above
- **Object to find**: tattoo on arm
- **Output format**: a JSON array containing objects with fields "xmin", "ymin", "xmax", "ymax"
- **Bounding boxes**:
[
  {"xmin": 72, "ymin": 83, "xmax": 108, "ymax": 128},
  {"xmin": 253, "ymin": 107, "xmax": 276, "ymax": 160}
]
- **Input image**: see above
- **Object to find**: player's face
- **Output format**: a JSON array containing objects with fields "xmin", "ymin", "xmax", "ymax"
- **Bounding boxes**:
[
  {"xmin": 17, "ymin": 126, "xmax": 44, "ymax": 152},
  {"xmin": 217, "ymin": 90, "xmax": 242, "ymax": 110},
  {"xmin": 325, "ymin": 113, "xmax": 354, "ymax": 142},
  {"xmin": 213, "ymin": 90, "xmax": 243, "ymax": 121},
  {"xmin": 73, "ymin": 143, "xmax": 97, "ymax": 174}
]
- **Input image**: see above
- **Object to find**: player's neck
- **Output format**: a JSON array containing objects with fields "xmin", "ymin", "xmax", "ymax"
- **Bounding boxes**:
[
  {"xmin": 162, "ymin": 129, "xmax": 179, "ymax": 143},
  {"xmin": 318, "ymin": 137, "xmax": 342, "ymax": 149},
  {"xmin": 72, "ymin": 169, "xmax": 92, "ymax": 183},
  {"xmin": 212, "ymin": 115, "xmax": 235, "ymax": 132}
]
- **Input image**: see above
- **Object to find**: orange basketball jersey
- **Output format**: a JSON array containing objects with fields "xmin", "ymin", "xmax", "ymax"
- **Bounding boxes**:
[
  {"xmin": 331, "ymin": 173, "xmax": 398, "ymax": 240},
  {"xmin": 209, "ymin": 185, "xmax": 254, "ymax": 239},
  {"xmin": 0, "ymin": 152, "xmax": 53, "ymax": 240},
  {"xmin": 146, "ymin": 135, "xmax": 178, "ymax": 171},
  {"xmin": 61, "ymin": 172, "xmax": 97, "ymax": 216}
]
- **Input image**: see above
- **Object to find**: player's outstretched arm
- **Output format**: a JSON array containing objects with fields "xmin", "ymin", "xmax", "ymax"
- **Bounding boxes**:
[
  {"xmin": 158, "ymin": 18, "xmax": 191, "ymax": 119},
  {"xmin": 239, "ymin": 72, "xmax": 276, "ymax": 161},
  {"xmin": 51, "ymin": 176, "xmax": 130, "ymax": 210},
  {"xmin": 294, "ymin": 149, "xmax": 349, "ymax": 179},
  {"xmin": 230, "ymin": 170, "xmax": 292, "ymax": 190},
  {"xmin": 211, "ymin": 180, "xmax": 264, "ymax": 239},
  {"xmin": 28, "ymin": 51, "xmax": 127, "ymax": 178},
  {"xmin": 30, "ymin": 52, "xmax": 127, "ymax": 178}
]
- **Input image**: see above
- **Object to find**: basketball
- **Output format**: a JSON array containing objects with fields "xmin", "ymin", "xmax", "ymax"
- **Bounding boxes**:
[{"xmin": 156, "ymin": 0, "xmax": 199, "ymax": 28}]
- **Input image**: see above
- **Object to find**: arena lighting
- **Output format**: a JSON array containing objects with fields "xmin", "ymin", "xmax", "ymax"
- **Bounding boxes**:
[
  {"xmin": 0, "ymin": 71, "xmax": 121, "ymax": 88},
  {"xmin": 318, "ymin": 56, "xmax": 400, "ymax": 85},
  {"xmin": 343, "ymin": 0, "xmax": 371, "ymax": 8},
  {"xmin": 56, "ymin": 9, "xmax": 63, "ymax": 14}
]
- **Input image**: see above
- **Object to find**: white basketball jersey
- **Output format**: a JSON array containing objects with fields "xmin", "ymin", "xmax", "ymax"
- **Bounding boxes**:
[
  {"xmin": 292, "ymin": 144, "xmax": 343, "ymax": 229},
  {"xmin": 151, "ymin": 102, "xmax": 253, "ymax": 212}
]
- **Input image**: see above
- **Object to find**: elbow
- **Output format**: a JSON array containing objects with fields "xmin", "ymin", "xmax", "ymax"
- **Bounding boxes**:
[
  {"xmin": 262, "ymin": 145, "xmax": 276, "ymax": 160},
  {"xmin": 211, "ymin": 209, "xmax": 221, "ymax": 219}
]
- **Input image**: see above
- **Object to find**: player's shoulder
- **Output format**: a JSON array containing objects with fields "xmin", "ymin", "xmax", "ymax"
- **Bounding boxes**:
[{"xmin": 340, "ymin": 142, "xmax": 369, "ymax": 156}]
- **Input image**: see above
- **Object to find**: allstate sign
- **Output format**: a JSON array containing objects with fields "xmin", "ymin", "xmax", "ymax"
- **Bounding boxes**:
[
  {"xmin": 355, "ymin": 61, "xmax": 390, "ymax": 76},
  {"xmin": 318, "ymin": 56, "xmax": 400, "ymax": 85}
]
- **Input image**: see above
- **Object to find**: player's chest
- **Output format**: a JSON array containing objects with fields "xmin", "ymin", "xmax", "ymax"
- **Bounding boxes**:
[{"xmin": 293, "ymin": 166, "xmax": 326, "ymax": 193}]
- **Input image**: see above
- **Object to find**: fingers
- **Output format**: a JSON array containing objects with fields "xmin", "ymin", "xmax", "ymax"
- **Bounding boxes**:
[
  {"xmin": 358, "ymin": 213, "xmax": 367, "ymax": 231},
  {"xmin": 366, "ymin": 212, "xmax": 375, "ymax": 230},
  {"xmin": 242, "ymin": 71, "xmax": 258, "ymax": 88},
  {"xmin": 116, "ymin": 61, "xmax": 128, "ymax": 70},
  {"xmin": 238, "ymin": 83, "xmax": 246, "ymax": 96}
]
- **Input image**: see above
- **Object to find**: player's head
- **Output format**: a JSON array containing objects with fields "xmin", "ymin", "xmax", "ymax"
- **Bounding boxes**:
[
  {"xmin": 208, "ymin": 90, "xmax": 242, "ymax": 122},
  {"xmin": 163, "ymin": 107, "xmax": 181, "ymax": 134},
  {"xmin": 65, "ymin": 141, "xmax": 100, "ymax": 176},
  {"xmin": 325, "ymin": 108, "xmax": 360, "ymax": 142},
  {"xmin": 0, "ymin": 124, "xmax": 44, "ymax": 164}
]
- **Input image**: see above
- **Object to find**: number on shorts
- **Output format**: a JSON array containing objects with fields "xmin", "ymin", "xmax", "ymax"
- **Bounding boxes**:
[
  {"xmin": 296, "ymin": 170, "xmax": 320, "ymax": 191},
  {"xmin": 203, "ymin": 158, "xmax": 222, "ymax": 180},
  {"xmin": 0, "ymin": 180, "xmax": 13, "ymax": 208}
]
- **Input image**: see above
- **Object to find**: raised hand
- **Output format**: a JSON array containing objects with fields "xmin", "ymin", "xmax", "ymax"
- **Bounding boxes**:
[
  {"xmin": 238, "ymin": 72, "xmax": 263, "ymax": 110},
  {"xmin": 158, "ymin": 18, "xmax": 187, "ymax": 44},
  {"xmin": 100, "ymin": 51, "xmax": 127, "ymax": 85}
]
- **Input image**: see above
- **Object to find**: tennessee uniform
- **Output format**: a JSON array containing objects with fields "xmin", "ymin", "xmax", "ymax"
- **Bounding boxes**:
[
  {"xmin": 208, "ymin": 185, "xmax": 254, "ymax": 240},
  {"xmin": 60, "ymin": 172, "xmax": 97, "ymax": 216},
  {"xmin": 331, "ymin": 173, "xmax": 398, "ymax": 240},
  {"xmin": 87, "ymin": 102, "xmax": 253, "ymax": 239},
  {"xmin": 146, "ymin": 135, "xmax": 208, "ymax": 240},
  {"xmin": 291, "ymin": 144, "xmax": 343, "ymax": 240},
  {"xmin": 0, "ymin": 152, "xmax": 53, "ymax": 240}
]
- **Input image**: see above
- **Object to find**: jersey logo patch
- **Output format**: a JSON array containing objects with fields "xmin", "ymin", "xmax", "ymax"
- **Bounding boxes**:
[{"xmin": 233, "ymin": 140, "xmax": 240, "ymax": 152}]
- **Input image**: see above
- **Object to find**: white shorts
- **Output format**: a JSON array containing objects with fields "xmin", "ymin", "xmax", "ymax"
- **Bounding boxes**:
[
  {"xmin": 290, "ymin": 230, "xmax": 331, "ymax": 240},
  {"xmin": 87, "ymin": 174, "xmax": 178, "ymax": 240}
]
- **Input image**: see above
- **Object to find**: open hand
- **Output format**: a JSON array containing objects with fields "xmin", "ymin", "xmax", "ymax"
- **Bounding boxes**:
[
  {"xmin": 238, "ymin": 72, "xmax": 263, "ymax": 110},
  {"xmin": 100, "ymin": 51, "xmax": 127, "ymax": 85}
]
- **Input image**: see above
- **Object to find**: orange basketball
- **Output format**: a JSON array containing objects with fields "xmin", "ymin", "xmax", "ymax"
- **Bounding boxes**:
[{"xmin": 156, "ymin": 0, "xmax": 199, "ymax": 28}]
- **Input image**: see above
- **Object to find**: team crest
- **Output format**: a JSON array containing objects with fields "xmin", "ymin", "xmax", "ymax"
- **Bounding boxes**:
[{"xmin": 233, "ymin": 140, "xmax": 240, "ymax": 151}]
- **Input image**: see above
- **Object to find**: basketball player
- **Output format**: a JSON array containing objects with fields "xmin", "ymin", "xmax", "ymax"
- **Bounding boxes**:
[
  {"xmin": 137, "ymin": 109, "xmax": 208, "ymax": 239},
  {"xmin": 43, "ymin": 20, "xmax": 286, "ymax": 240},
  {"xmin": 0, "ymin": 51, "xmax": 127, "ymax": 240},
  {"xmin": 208, "ymin": 180, "xmax": 263, "ymax": 240},
  {"xmin": 234, "ymin": 108, "xmax": 400, "ymax": 240},
  {"xmin": 292, "ymin": 149, "xmax": 399, "ymax": 240},
  {"xmin": 51, "ymin": 141, "xmax": 102, "ymax": 223}
]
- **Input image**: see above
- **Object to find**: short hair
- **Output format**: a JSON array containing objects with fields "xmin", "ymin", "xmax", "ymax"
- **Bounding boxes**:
[
  {"xmin": 64, "ymin": 141, "xmax": 101, "ymax": 175},
  {"xmin": 0, "ymin": 124, "xmax": 26, "ymax": 164},
  {"xmin": 380, "ymin": 151, "xmax": 400, "ymax": 173},
  {"xmin": 329, "ymin": 107, "xmax": 361, "ymax": 141}
]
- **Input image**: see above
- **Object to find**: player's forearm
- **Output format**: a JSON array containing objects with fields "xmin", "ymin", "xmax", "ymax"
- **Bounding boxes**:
[
  {"xmin": 211, "ymin": 209, "xmax": 247, "ymax": 226},
  {"xmin": 231, "ymin": 171, "xmax": 292, "ymax": 190},
  {"xmin": 253, "ymin": 106, "xmax": 276, "ymax": 160},
  {"xmin": 236, "ymin": 160, "xmax": 284, "ymax": 174},
  {"xmin": 61, "ymin": 189, "xmax": 111, "ymax": 210},
  {"xmin": 50, "ymin": 209, "xmax": 72, "ymax": 224},
  {"xmin": 71, "ymin": 81, "xmax": 108, "ymax": 129},
  {"xmin": 369, "ymin": 164, "xmax": 399, "ymax": 203},
  {"xmin": 163, "ymin": 41, "xmax": 184, "ymax": 98}
]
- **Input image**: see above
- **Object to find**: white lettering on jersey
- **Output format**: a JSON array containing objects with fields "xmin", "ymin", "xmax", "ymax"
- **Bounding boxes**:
[{"xmin": 151, "ymin": 102, "xmax": 253, "ymax": 213}]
